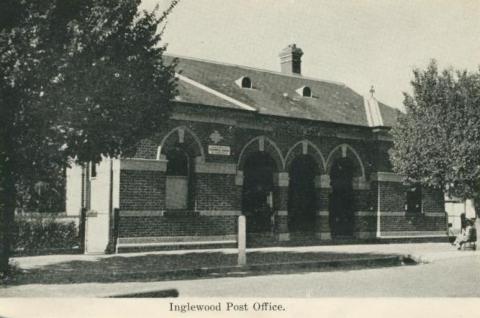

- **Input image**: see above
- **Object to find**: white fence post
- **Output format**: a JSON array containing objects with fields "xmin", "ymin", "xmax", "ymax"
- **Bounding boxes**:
[{"xmin": 238, "ymin": 215, "xmax": 246, "ymax": 266}]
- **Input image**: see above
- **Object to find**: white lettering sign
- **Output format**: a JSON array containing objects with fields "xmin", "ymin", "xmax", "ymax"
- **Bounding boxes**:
[{"xmin": 208, "ymin": 145, "xmax": 231, "ymax": 156}]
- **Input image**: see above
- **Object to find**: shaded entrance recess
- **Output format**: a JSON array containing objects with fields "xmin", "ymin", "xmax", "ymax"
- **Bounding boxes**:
[
  {"xmin": 165, "ymin": 147, "xmax": 194, "ymax": 210},
  {"xmin": 288, "ymin": 155, "xmax": 318, "ymax": 234},
  {"xmin": 242, "ymin": 152, "xmax": 276, "ymax": 233},
  {"xmin": 329, "ymin": 157, "xmax": 355, "ymax": 237}
]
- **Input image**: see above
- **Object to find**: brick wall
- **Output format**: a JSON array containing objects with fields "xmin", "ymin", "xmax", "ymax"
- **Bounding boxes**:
[
  {"xmin": 118, "ymin": 215, "xmax": 237, "ymax": 237},
  {"xmin": 380, "ymin": 215, "xmax": 446, "ymax": 232},
  {"xmin": 114, "ymin": 106, "xmax": 446, "ymax": 240},
  {"xmin": 423, "ymin": 187, "xmax": 445, "ymax": 213},
  {"xmin": 377, "ymin": 181, "xmax": 446, "ymax": 234},
  {"xmin": 377, "ymin": 181, "xmax": 445, "ymax": 214},
  {"xmin": 378, "ymin": 181, "xmax": 405, "ymax": 212},
  {"xmin": 195, "ymin": 174, "xmax": 240, "ymax": 211},
  {"xmin": 353, "ymin": 216, "xmax": 377, "ymax": 233},
  {"xmin": 120, "ymin": 170, "xmax": 166, "ymax": 210}
]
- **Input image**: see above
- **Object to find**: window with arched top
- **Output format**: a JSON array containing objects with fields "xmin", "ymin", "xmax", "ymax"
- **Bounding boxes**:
[
  {"xmin": 241, "ymin": 77, "xmax": 252, "ymax": 88},
  {"xmin": 302, "ymin": 86, "xmax": 312, "ymax": 97}
]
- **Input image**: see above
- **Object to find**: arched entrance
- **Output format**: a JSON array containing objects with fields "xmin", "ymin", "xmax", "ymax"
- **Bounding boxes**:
[
  {"xmin": 288, "ymin": 155, "xmax": 317, "ymax": 234},
  {"xmin": 242, "ymin": 152, "xmax": 276, "ymax": 233},
  {"xmin": 165, "ymin": 147, "xmax": 194, "ymax": 210},
  {"xmin": 329, "ymin": 157, "xmax": 355, "ymax": 237}
]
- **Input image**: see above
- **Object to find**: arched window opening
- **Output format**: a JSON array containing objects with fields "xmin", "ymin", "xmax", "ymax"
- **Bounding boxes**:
[
  {"xmin": 302, "ymin": 86, "xmax": 312, "ymax": 97},
  {"xmin": 241, "ymin": 77, "xmax": 252, "ymax": 88}
]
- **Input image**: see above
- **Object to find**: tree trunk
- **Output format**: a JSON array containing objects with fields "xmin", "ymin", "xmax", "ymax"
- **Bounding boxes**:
[
  {"xmin": 473, "ymin": 198, "xmax": 480, "ymax": 244},
  {"xmin": 0, "ymin": 152, "xmax": 16, "ymax": 277},
  {"xmin": 0, "ymin": 99, "xmax": 16, "ymax": 277},
  {"xmin": 0, "ymin": 84, "xmax": 17, "ymax": 277}
]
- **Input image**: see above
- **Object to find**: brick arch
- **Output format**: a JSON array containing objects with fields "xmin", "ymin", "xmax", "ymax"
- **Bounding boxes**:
[
  {"xmin": 237, "ymin": 136, "xmax": 284, "ymax": 171},
  {"xmin": 157, "ymin": 126, "xmax": 205, "ymax": 161},
  {"xmin": 326, "ymin": 143, "xmax": 365, "ymax": 178},
  {"xmin": 285, "ymin": 140, "xmax": 326, "ymax": 174}
]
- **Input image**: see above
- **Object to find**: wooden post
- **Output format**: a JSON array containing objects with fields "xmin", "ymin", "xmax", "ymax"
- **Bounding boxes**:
[
  {"xmin": 79, "ymin": 207, "xmax": 87, "ymax": 253},
  {"xmin": 238, "ymin": 215, "xmax": 246, "ymax": 266}
]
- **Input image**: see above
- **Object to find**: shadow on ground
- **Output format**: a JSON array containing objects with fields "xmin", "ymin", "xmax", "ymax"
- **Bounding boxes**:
[
  {"xmin": 7, "ymin": 250, "xmax": 415, "ymax": 286},
  {"xmin": 109, "ymin": 288, "xmax": 179, "ymax": 298}
]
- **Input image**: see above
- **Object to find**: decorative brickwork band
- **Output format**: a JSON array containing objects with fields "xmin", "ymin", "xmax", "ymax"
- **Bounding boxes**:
[
  {"xmin": 120, "ymin": 210, "xmax": 165, "ymax": 217},
  {"xmin": 120, "ymin": 210, "xmax": 241, "ymax": 217},
  {"xmin": 354, "ymin": 211, "xmax": 377, "ymax": 216},
  {"xmin": 316, "ymin": 232, "xmax": 331, "ymax": 240},
  {"xmin": 424, "ymin": 212, "xmax": 446, "ymax": 217},
  {"xmin": 379, "ymin": 231, "xmax": 447, "ymax": 238},
  {"xmin": 277, "ymin": 233, "xmax": 290, "ymax": 241},
  {"xmin": 120, "ymin": 159, "xmax": 167, "ymax": 171},
  {"xmin": 117, "ymin": 235, "xmax": 237, "ymax": 244},
  {"xmin": 315, "ymin": 175, "xmax": 330, "ymax": 189},
  {"xmin": 195, "ymin": 162, "xmax": 237, "ymax": 174},
  {"xmin": 274, "ymin": 172, "xmax": 289, "ymax": 187},
  {"xmin": 370, "ymin": 172, "xmax": 403, "ymax": 182},
  {"xmin": 354, "ymin": 231, "xmax": 376, "ymax": 239},
  {"xmin": 275, "ymin": 215, "xmax": 289, "ymax": 240},
  {"xmin": 235, "ymin": 171, "xmax": 244, "ymax": 186},
  {"xmin": 315, "ymin": 210, "xmax": 331, "ymax": 240},
  {"xmin": 315, "ymin": 174, "xmax": 369, "ymax": 190},
  {"xmin": 198, "ymin": 210, "xmax": 241, "ymax": 216}
]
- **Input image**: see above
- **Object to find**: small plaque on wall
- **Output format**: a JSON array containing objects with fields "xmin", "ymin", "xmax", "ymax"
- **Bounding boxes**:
[{"xmin": 208, "ymin": 145, "xmax": 231, "ymax": 156}]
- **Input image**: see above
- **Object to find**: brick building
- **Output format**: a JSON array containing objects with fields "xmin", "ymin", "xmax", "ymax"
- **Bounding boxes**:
[{"xmin": 66, "ymin": 45, "xmax": 447, "ymax": 254}]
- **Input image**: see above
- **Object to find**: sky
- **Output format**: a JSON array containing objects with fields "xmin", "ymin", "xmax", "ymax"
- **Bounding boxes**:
[{"xmin": 141, "ymin": 0, "xmax": 480, "ymax": 110}]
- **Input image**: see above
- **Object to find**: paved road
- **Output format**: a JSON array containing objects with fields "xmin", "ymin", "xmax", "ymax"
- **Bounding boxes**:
[{"xmin": 2, "ymin": 252, "xmax": 479, "ymax": 297}]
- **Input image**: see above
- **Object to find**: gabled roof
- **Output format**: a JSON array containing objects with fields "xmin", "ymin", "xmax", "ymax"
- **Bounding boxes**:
[{"xmin": 165, "ymin": 55, "xmax": 400, "ymax": 127}]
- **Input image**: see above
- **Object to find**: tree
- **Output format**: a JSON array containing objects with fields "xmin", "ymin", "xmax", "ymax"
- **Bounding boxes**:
[
  {"xmin": 390, "ymin": 60, "xmax": 480, "ymax": 215},
  {"xmin": 0, "ymin": 0, "xmax": 179, "ymax": 277}
]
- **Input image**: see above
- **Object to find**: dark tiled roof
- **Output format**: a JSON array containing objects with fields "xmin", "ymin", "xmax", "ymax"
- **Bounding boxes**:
[
  {"xmin": 175, "ymin": 78, "xmax": 242, "ymax": 110},
  {"xmin": 378, "ymin": 101, "xmax": 401, "ymax": 127},
  {"xmin": 165, "ymin": 55, "xmax": 398, "ymax": 127}
]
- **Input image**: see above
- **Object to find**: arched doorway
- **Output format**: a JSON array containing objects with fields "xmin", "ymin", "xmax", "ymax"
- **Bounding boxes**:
[
  {"xmin": 288, "ymin": 155, "xmax": 317, "ymax": 235},
  {"xmin": 165, "ymin": 147, "xmax": 194, "ymax": 210},
  {"xmin": 329, "ymin": 157, "xmax": 355, "ymax": 237},
  {"xmin": 242, "ymin": 152, "xmax": 276, "ymax": 233}
]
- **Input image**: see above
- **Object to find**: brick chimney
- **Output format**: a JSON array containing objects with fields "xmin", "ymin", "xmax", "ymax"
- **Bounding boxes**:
[{"xmin": 279, "ymin": 44, "xmax": 304, "ymax": 75}]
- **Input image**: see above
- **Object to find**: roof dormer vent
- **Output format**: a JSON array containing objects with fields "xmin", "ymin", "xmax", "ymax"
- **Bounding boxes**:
[
  {"xmin": 296, "ymin": 86, "xmax": 312, "ymax": 97},
  {"xmin": 235, "ymin": 76, "xmax": 253, "ymax": 89}
]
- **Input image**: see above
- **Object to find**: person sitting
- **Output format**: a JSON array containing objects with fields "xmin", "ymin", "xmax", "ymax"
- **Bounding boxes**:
[{"xmin": 454, "ymin": 219, "xmax": 476, "ymax": 250}]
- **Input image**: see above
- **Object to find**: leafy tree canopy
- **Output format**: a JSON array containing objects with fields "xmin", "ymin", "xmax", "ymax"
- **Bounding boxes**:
[
  {"xmin": 0, "ymin": 0, "xmax": 179, "ymax": 275},
  {"xmin": 390, "ymin": 60, "xmax": 480, "ymax": 203},
  {"xmin": 1, "ymin": 0, "xmax": 178, "ymax": 169}
]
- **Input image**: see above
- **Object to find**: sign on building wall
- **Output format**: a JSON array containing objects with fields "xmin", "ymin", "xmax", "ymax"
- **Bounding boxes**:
[{"xmin": 208, "ymin": 145, "xmax": 231, "ymax": 156}]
